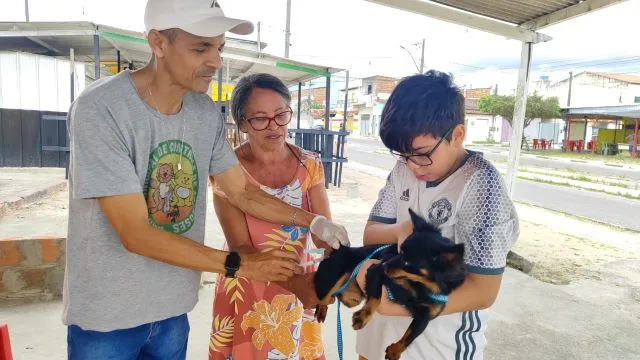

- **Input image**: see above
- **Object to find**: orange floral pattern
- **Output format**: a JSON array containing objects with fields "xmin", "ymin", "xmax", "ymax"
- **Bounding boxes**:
[{"xmin": 241, "ymin": 294, "xmax": 303, "ymax": 356}]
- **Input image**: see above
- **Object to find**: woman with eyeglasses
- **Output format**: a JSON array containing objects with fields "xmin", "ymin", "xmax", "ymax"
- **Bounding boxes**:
[{"xmin": 209, "ymin": 73, "xmax": 330, "ymax": 360}]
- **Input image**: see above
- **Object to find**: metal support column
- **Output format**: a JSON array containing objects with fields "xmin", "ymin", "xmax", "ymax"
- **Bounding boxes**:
[
  {"xmin": 117, "ymin": 50, "xmax": 121, "ymax": 73},
  {"xmin": 505, "ymin": 41, "xmax": 533, "ymax": 199},
  {"xmin": 633, "ymin": 119, "xmax": 639, "ymax": 159},
  {"xmin": 297, "ymin": 82, "xmax": 302, "ymax": 129},
  {"xmin": 342, "ymin": 71, "xmax": 349, "ymax": 131},
  {"xmin": 93, "ymin": 34, "xmax": 100, "ymax": 79},
  {"xmin": 70, "ymin": 48, "xmax": 75, "ymax": 103},
  {"xmin": 324, "ymin": 75, "xmax": 332, "ymax": 188},
  {"xmin": 217, "ymin": 68, "xmax": 223, "ymax": 110}
]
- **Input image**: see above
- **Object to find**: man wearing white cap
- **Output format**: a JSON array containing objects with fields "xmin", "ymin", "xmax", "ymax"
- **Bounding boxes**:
[{"xmin": 63, "ymin": 0, "xmax": 348, "ymax": 358}]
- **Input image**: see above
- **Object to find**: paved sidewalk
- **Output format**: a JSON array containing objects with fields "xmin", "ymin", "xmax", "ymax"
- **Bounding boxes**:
[{"xmin": 0, "ymin": 168, "xmax": 66, "ymax": 218}]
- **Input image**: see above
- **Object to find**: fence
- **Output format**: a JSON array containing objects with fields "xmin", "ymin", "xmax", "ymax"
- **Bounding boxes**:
[{"xmin": 0, "ymin": 109, "xmax": 69, "ymax": 174}]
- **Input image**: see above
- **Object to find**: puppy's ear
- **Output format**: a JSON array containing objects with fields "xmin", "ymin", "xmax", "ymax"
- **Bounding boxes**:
[
  {"xmin": 408, "ymin": 208, "xmax": 430, "ymax": 230},
  {"xmin": 439, "ymin": 243, "xmax": 465, "ymax": 264}
]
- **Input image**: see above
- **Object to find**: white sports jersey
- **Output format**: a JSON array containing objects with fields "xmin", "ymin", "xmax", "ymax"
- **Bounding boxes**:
[{"xmin": 356, "ymin": 151, "xmax": 519, "ymax": 360}]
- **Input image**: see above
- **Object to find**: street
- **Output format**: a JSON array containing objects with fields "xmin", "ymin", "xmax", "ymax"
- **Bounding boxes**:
[
  {"xmin": 346, "ymin": 137, "xmax": 640, "ymax": 231},
  {"xmin": 349, "ymin": 137, "xmax": 640, "ymax": 180}
]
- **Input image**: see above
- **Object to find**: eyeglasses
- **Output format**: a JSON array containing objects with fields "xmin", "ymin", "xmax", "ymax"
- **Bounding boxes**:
[
  {"xmin": 390, "ymin": 127, "xmax": 454, "ymax": 167},
  {"xmin": 245, "ymin": 109, "xmax": 293, "ymax": 131}
]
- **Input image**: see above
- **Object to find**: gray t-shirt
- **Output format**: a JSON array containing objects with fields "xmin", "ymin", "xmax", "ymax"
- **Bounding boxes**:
[{"xmin": 62, "ymin": 70, "xmax": 237, "ymax": 331}]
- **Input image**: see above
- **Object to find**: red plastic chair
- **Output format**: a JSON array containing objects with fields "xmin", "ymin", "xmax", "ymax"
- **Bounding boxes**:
[
  {"xmin": 0, "ymin": 324, "xmax": 13, "ymax": 360},
  {"xmin": 533, "ymin": 139, "xmax": 539, "ymax": 149},
  {"xmin": 540, "ymin": 139, "xmax": 547, "ymax": 150}
]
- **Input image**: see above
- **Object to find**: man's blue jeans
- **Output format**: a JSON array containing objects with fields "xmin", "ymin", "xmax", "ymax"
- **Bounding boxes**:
[{"xmin": 67, "ymin": 314, "xmax": 189, "ymax": 360}]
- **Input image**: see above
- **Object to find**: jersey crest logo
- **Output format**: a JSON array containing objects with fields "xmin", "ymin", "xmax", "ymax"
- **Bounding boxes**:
[{"xmin": 428, "ymin": 198, "xmax": 452, "ymax": 225}]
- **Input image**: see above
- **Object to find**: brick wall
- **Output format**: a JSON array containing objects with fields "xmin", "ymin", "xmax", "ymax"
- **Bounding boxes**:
[
  {"xmin": 0, "ymin": 237, "xmax": 65, "ymax": 305},
  {"xmin": 464, "ymin": 87, "xmax": 492, "ymax": 99},
  {"xmin": 290, "ymin": 87, "xmax": 327, "ymax": 106},
  {"xmin": 374, "ymin": 77, "xmax": 398, "ymax": 95}
]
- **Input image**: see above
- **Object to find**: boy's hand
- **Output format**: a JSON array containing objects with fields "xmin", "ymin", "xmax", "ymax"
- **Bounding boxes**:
[{"xmin": 396, "ymin": 219, "xmax": 413, "ymax": 251}]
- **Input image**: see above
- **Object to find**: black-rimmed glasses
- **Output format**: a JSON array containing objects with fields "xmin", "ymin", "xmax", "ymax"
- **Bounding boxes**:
[
  {"xmin": 245, "ymin": 109, "xmax": 293, "ymax": 131},
  {"xmin": 390, "ymin": 127, "xmax": 454, "ymax": 167}
]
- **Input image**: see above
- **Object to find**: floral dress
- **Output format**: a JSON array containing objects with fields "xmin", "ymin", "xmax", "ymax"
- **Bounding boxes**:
[{"xmin": 209, "ymin": 149, "xmax": 327, "ymax": 360}]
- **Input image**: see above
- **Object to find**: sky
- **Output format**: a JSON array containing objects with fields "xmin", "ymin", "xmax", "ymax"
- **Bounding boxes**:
[{"xmin": 2, "ymin": 0, "xmax": 640, "ymax": 94}]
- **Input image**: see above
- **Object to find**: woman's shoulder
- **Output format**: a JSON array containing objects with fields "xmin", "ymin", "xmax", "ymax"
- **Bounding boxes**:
[{"xmin": 291, "ymin": 145, "xmax": 321, "ymax": 162}]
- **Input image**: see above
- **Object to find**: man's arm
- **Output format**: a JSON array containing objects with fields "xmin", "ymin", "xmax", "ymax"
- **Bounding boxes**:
[
  {"xmin": 211, "ymin": 165, "xmax": 315, "ymax": 226},
  {"xmin": 98, "ymin": 192, "xmax": 301, "ymax": 282},
  {"xmin": 211, "ymin": 165, "xmax": 349, "ymax": 249},
  {"xmin": 213, "ymin": 178, "xmax": 332, "ymax": 309}
]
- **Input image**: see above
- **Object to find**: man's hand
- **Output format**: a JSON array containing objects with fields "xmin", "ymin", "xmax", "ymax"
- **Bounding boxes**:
[
  {"xmin": 237, "ymin": 250, "xmax": 303, "ymax": 282},
  {"xmin": 309, "ymin": 216, "xmax": 350, "ymax": 249},
  {"xmin": 278, "ymin": 272, "xmax": 335, "ymax": 309}
]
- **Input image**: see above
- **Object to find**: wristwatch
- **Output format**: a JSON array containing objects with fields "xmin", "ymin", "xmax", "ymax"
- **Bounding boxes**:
[{"xmin": 224, "ymin": 251, "xmax": 241, "ymax": 278}]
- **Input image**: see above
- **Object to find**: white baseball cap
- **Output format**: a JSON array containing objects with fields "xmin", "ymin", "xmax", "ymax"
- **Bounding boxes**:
[{"xmin": 144, "ymin": 0, "xmax": 254, "ymax": 37}]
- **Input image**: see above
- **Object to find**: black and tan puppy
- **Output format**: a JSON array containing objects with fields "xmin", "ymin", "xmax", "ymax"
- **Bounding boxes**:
[{"xmin": 314, "ymin": 209, "xmax": 466, "ymax": 360}]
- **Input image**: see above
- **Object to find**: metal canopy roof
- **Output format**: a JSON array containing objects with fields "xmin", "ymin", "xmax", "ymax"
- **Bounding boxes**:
[
  {"xmin": 563, "ymin": 104, "xmax": 640, "ymax": 119},
  {"xmin": 0, "ymin": 21, "xmax": 343, "ymax": 86},
  {"xmin": 364, "ymin": 0, "xmax": 627, "ymax": 43}
]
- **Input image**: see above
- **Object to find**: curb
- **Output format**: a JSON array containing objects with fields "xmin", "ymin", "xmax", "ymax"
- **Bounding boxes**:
[
  {"xmin": 605, "ymin": 163, "xmax": 624, "ymax": 168},
  {"xmin": 0, "ymin": 181, "xmax": 68, "ymax": 218},
  {"xmin": 506, "ymin": 251, "xmax": 534, "ymax": 274}
]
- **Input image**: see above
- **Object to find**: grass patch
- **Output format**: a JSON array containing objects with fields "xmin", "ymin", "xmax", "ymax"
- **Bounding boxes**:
[
  {"xmin": 522, "ymin": 149, "xmax": 639, "ymax": 165},
  {"xmin": 517, "ymin": 167, "xmax": 636, "ymax": 189}
]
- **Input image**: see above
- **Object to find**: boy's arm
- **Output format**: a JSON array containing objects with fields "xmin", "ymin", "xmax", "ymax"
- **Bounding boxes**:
[
  {"xmin": 364, "ymin": 168, "xmax": 413, "ymax": 245},
  {"xmin": 356, "ymin": 267, "xmax": 502, "ymax": 316},
  {"xmin": 361, "ymin": 167, "xmax": 519, "ymax": 316}
]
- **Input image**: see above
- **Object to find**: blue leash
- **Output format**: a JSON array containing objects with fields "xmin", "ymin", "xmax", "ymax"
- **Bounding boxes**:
[{"xmin": 332, "ymin": 244, "xmax": 392, "ymax": 360}]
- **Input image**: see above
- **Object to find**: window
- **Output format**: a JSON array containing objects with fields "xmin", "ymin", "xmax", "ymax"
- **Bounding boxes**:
[
  {"xmin": 634, "ymin": 96, "xmax": 640, "ymax": 103},
  {"xmin": 367, "ymin": 84, "xmax": 372, "ymax": 94}
]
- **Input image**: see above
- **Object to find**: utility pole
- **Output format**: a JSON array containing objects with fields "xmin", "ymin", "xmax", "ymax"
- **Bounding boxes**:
[
  {"xmin": 256, "ymin": 21, "xmax": 262, "ymax": 55},
  {"xmin": 24, "ymin": 0, "xmax": 30, "ymax": 22},
  {"xmin": 419, "ymin": 38, "xmax": 425, "ymax": 74},
  {"xmin": 565, "ymin": 71, "xmax": 573, "ymax": 146},
  {"xmin": 284, "ymin": 0, "xmax": 291, "ymax": 58}
]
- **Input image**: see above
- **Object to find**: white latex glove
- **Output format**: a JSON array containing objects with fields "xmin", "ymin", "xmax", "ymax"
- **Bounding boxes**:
[{"xmin": 309, "ymin": 216, "xmax": 350, "ymax": 249}]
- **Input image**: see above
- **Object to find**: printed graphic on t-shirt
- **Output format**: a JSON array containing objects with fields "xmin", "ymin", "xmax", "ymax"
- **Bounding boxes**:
[
  {"xmin": 427, "ymin": 198, "xmax": 452, "ymax": 225},
  {"xmin": 144, "ymin": 140, "xmax": 199, "ymax": 234}
]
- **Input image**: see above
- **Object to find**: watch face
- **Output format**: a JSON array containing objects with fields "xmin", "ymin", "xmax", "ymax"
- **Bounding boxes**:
[{"xmin": 225, "ymin": 252, "xmax": 240, "ymax": 269}]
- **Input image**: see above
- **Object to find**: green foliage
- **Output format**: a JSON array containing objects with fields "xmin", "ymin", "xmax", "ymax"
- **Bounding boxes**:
[{"xmin": 478, "ymin": 93, "xmax": 561, "ymax": 129}]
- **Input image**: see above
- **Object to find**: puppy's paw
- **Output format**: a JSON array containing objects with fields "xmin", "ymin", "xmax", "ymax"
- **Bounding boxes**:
[
  {"xmin": 352, "ymin": 309, "xmax": 370, "ymax": 330},
  {"xmin": 385, "ymin": 342, "xmax": 405, "ymax": 360},
  {"xmin": 315, "ymin": 305, "xmax": 328, "ymax": 323}
]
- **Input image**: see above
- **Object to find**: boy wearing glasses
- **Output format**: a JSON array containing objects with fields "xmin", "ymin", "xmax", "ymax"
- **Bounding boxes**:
[{"xmin": 355, "ymin": 70, "xmax": 519, "ymax": 360}]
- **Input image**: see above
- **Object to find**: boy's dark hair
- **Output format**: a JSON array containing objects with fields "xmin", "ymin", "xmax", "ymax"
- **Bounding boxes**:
[
  {"xmin": 231, "ymin": 73, "xmax": 291, "ymax": 127},
  {"xmin": 379, "ymin": 70, "xmax": 465, "ymax": 154}
]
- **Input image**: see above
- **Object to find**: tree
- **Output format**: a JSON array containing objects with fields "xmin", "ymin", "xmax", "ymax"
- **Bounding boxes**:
[
  {"xmin": 478, "ymin": 93, "xmax": 560, "ymax": 130},
  {"xmin": 478, "ymin": 93, "xmax": 561, "ymax": 149}
]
